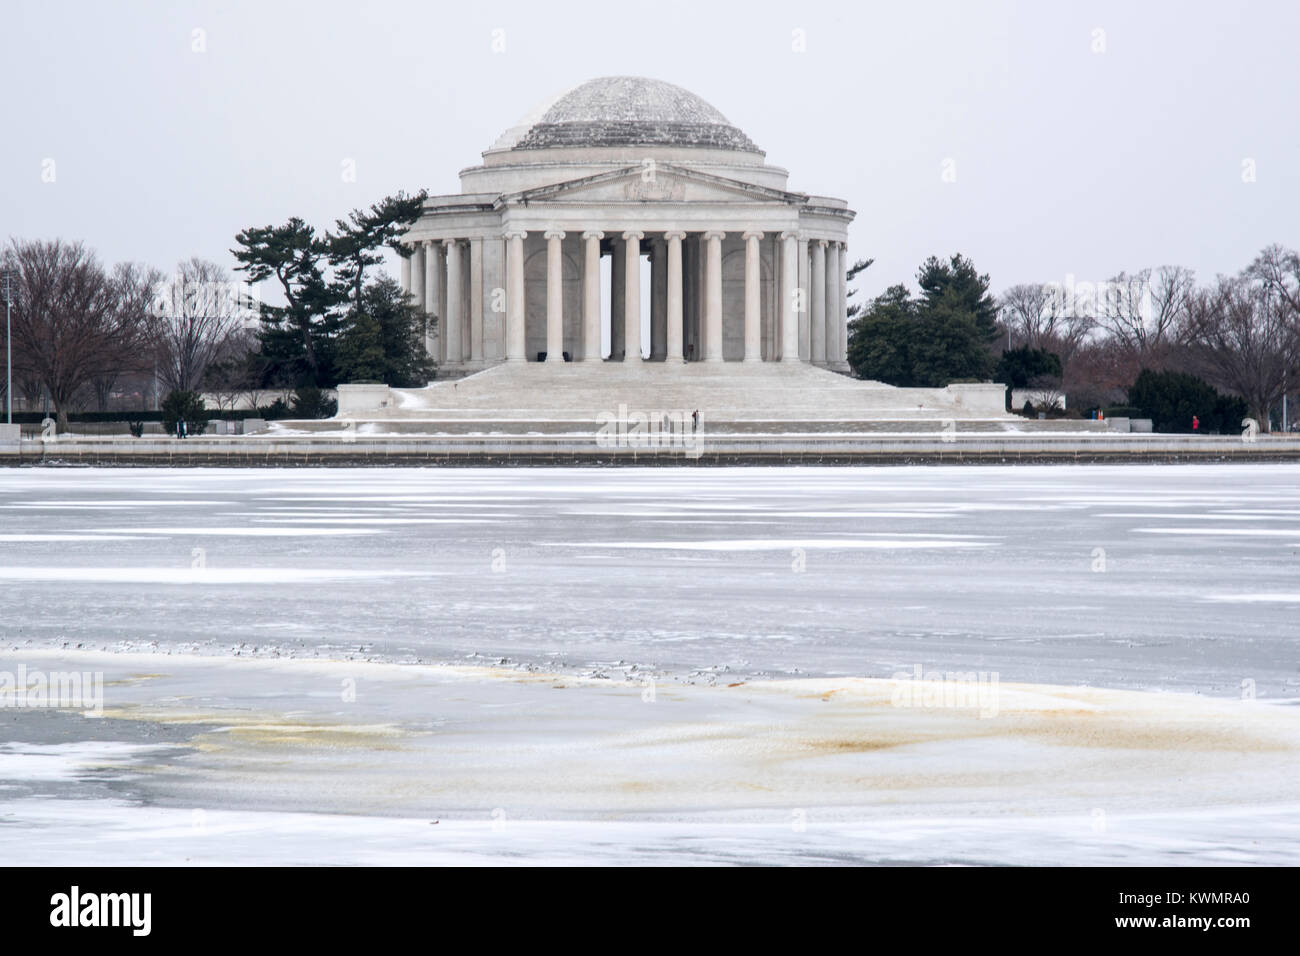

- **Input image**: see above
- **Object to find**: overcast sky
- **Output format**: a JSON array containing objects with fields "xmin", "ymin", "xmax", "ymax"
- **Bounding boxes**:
[{"xmin": 4, "ymin": 0, "xmax": 1296, "ymax": 302}]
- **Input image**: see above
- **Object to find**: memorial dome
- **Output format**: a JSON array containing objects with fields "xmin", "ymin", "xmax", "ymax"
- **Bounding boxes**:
[{"xmin": 491, "ymin": 76, "xmax": 760, "ymax": 153}]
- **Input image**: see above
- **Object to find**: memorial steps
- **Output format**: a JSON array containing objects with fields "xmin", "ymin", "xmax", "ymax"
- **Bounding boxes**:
[{"xmin": 341, "ymin": 360, "xmax": 1030, "ymax": 429}]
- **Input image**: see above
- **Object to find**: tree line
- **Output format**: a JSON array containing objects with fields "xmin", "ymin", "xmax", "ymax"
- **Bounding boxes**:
[
  {"xmin": 848, "ymin": 246, "xmax": 1300, "ymax": 432},
  {"xmin": 2, "ymin": 190, "xmax": 431, "ymax": 430}
]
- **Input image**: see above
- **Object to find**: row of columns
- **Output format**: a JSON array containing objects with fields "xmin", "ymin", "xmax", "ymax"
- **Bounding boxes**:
[
  {"xmin": 403, "ymin": 231, "xmax": 848, "ymax": 366},
  {"xmin": 403, "ymin": 238, "xmax": 468, "ymax": 363}
]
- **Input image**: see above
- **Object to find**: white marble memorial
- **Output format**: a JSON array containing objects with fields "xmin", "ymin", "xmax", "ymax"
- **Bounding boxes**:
[{"xmin": 400, "ymin": 76, "xmax": 853, "ymax": 375}]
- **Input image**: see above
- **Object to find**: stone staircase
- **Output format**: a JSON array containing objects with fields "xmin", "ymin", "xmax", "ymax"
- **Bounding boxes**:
[{"xmin": 339, "ymin": 361, "xmax": 1021, "ymax": 424}]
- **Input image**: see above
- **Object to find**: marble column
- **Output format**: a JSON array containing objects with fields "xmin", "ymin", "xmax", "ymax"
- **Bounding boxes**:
[
  {"xmin": 743, "ymin": 230, "xmax": 762, "ymax": 362},
  {"xmin": 694, "ymin": 236, "xmax": 706, "ymax": 359},
  {"xmin": 811, "ymin": 240, "xmax": 827, "ymax": 365},
  {"xmin": 545, "ymin": 229, "xmax": 565, "ymax": 363},
  {"xmin": 581, "ymin": 230, "xmax": 603, "ymax": 361},
  {"xmin": 838, "ymin": 242, "xmax": 849, "ymax": 364},
  {"xmin": 400, "ymin": 249, "xmax": 412, "ymax": 295},
  {"xmin": 780, "ymin": 231, "xmax": 799, "ymax": 363},
  {"xmin": 505, "ymin": 231, "xmax": 526, "ymax": 362},
  {"xmin": 797, "ymin": 236, "xmax": 810, "ymax": 361},
  {"xmin": 411, "ymin": 243, "xmax": 425, "ymax": 307},
  {"xmin": 623, "ymin": 231, "xmax": 643, "ymax": 361},
  {"xmin": 436, "ymin": 244, "xmax": 448, "ymax": 361},
  {"xmin": 469, "ymin": 237, "xmax": 484, "ymax": 363},
  {"xmin": 824, "ymin": 240, "xmax": 840, "ymax": 366},
  {"xmin": 423, "ymin": 240, "xmax": 438, "ymax": 356},
  {"xmin": 610, "ymin": 238, "xmax": 625, "ymax": 360},
  {"xmin": 665, "ymin": 231, "xmax": 685, "ymax": 363},
  {"xmin": 444, "ymin": 240, "xmax": 463, "ymax": 363},
  {"xmin": 703, "ymin": 231, "xmax": 724, "ymax": 362},
  {"xmin": 423, "ymin": 241, "xmax": 437, "ymax": 313},
  {"xmin": 650, "ymin": 237, "xmax": 667, "ymax": 360}
]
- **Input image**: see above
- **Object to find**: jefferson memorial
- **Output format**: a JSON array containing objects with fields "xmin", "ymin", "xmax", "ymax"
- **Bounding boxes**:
[
  {"xmin": 398, "ymin": 76, "xmax": 852, "ymax": 373},
  {"xmin": 336, "ymin": 77, "xmax": 1005, "ymax": 423}
]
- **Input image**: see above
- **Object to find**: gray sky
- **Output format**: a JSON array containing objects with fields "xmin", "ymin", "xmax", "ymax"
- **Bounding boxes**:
[{"xmin": 4, "ymin": 0, "xmax": 1296, "ymax": 302}]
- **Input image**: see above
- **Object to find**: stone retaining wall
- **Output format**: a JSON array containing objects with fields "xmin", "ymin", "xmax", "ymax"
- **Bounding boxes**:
[{"xmin": 5, "ymin": 433, "xmax": 1298, "ymax": 467}]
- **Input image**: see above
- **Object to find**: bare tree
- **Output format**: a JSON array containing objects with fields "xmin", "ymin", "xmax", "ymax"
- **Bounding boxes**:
[
  {"xmin": 1096, "ymin": 266, "xmax": 1194, "ymax": 366},
  {"xmin": 1244, "ymin": 244, "xmax": 1300, "ymax": 316},
  {"xmin": 16, "ymin": 374, "xmax": 46, "ymax": 413},
  {"xmin": 6, "ymin": 239, "xmax": 147, "ymax": 431},
  {"xmin": 1000, "ymin": 282, "xmax": 1095, "ymax": 369},
  {"xmin": 1185, "ymin": 259, "xmax": 1300, "ymax": 432},
  {"xmin": 90, "ymin": 261, "xmax": 165, "ymax": 410},
  {"xmin": 149, "ymin": 258, "xmax": 248, "ymax": 394},
  {"xmin": 201, "ymin": 327, "xmax": 262, "ymax": 413},
  {"xmin": 1000, "ymin": 283, "xmax": 1053, "ymax": 345}
]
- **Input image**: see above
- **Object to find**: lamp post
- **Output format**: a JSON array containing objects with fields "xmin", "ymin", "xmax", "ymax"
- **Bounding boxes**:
[{"xmin": 2, "ymin": 270, "xmax": 13, "ymax": 425}]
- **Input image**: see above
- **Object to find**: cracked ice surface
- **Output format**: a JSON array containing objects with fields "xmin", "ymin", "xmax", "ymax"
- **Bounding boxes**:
[
  {"xmin": 2, "ymin": 464, "xmax": 1298, "ymax": 865},
  {"xmin": 1, "ymin": 464, "xmax": 1297, "ymax": 696}
]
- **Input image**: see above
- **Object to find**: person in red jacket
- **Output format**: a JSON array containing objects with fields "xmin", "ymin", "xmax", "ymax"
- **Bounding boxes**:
[{"xmin": 1192, "ymin": 414, "xmax": 1200, "ymax": 432}]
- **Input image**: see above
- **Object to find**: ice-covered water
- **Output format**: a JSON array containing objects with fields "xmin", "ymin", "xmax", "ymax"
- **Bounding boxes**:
[
  {"xmin": 1, "ymin": 464, "xmax": 1298, "ymax": 697},
  {"xmin": 3, "ymin": 463, "xmax": 1299, "ymax": 865}
]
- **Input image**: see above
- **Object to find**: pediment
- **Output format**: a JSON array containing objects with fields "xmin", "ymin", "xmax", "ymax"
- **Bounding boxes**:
[{"xmin": 500, "ymin": 164, "xmax": 805, "ymax": 207}]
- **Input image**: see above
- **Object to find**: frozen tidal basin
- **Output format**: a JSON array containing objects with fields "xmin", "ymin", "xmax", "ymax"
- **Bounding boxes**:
[{"xmin": 1, "ymin": 464, "xmax": 1298, "ymax": 864}]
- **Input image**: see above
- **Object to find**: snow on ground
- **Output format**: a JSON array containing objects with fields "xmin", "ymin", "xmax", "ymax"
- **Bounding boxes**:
[{"xmin": 1, "ymin": 464, "xmax": 1298, "ymax": 864}]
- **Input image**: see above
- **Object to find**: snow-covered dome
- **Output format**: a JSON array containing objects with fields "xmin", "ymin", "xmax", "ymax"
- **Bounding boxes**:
[{"xmin": 491, "ymin": 76, "xmax": 760, "ymax": 153}]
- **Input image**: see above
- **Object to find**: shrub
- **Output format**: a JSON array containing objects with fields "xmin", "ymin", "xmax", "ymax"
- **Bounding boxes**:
[
  {"xmin": 995, "ymin": 347, "xmax": 1062, "ymax": 389},
  {"xmin": 847, "ymin": 284, "xmax": 992, "ymax": 386},
  {"xmin": 1126, "ymin": 370, "xmax": 1249, "ymax": 433},
  {"xmin": 260, "ymin": 398, "xmax": 290, "ymax": 420},
  {"xmin": 289, "ymin": 386, "xmax": 337, "ymax": 419},
  {"xmin": 160, "ymin": 390, "xmax": 209, "ymax": 436},
  {"xmin": 128, "ymin": 421, "xmax": 144, "ymax": 438}
]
